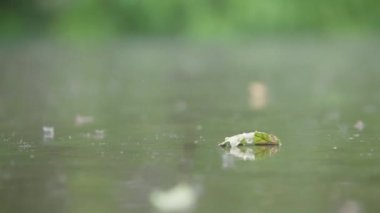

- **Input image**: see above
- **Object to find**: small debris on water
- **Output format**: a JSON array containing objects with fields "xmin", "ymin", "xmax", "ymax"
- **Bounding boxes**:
[
  {"xmin": 81, "ymin": 132, "xmax": 91, "ymax": 138},
  {"xmin": 18, "ymin": 140, "xmax": 32, "ymax": 150},
  {"xmin": 42, "ymin": 126, "xmax": 54, "ymax": 139},
  {"xmin": 98, "ymin": 142, "xmax": 107, "ymax": 146},
  {"xmin": 75, "ymin": 114, "xmax": 94, "ymax": 126},
  {"xmin": 94, "ymin": 130, "xmax": 105, "ymax": 140},
  {"xmin": 333, "ymin": 146, "xmax": 338, "ymax": 150},
  {"xmin": 171, "ymin": 133, "xmax": 180, "ymax": 139},
  {"xmin": 81, "ymin": 130, "xmax": 105, "ymax": 140},
  {"xmin": 30, "ymin": 154, "xmax": 35, "ymax": 159},
  {"xmin": 353, "ymin": 120, "xmax": 365, "ymax": 131},
  {"xmin": 18, "ymin": 143, "xmax": 32, "ymax": 149}
]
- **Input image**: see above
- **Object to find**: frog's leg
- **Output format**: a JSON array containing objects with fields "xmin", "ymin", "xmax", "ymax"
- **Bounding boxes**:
[{"xmin": 218, "ymin": 140, "xmax": 230, "ymax": 147}]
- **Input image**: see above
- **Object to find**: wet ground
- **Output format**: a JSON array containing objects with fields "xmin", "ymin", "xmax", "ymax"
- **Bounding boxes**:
[{"xmin": 0, "ymin": 38, "xmax": 380, "ymax": 213}]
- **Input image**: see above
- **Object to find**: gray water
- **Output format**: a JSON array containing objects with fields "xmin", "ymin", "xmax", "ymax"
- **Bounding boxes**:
[{"xmin": 0, "ymin": 38, "xmax": 380, "ymax": 213}]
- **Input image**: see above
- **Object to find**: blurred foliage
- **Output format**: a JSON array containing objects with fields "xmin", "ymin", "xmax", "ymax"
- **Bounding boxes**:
[{"xmin": 0, "ymin": 0, "xmax": 379, "ymax": 38}]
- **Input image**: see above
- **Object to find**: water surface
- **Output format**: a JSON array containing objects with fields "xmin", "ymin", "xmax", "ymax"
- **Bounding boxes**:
[{"xmin": 0, "ymin": 38, "xmax": 379, "ymax": 213}]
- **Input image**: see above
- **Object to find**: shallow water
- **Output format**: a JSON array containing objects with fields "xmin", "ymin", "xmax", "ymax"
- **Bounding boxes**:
[{"xmin": 0, "ymin": 38, "xmax": 380, "ymax": 213}]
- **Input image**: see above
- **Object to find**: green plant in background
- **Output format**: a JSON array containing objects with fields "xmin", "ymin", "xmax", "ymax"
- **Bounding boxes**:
[
  {"xmin": 0, "ymin": 0, "xmax": 379, "ymax": 38},
  {"xmin": 53, "ymin": 1, "xmax": 119, "ymax": 38}
]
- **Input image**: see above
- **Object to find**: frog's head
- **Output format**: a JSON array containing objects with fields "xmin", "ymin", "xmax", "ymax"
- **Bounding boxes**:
[{"xmin": 254, "ymin": 131, "xmax": 281, "ymax": 145}]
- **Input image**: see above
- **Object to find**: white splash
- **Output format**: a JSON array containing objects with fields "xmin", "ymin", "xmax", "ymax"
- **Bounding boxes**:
[
  {"xmin": 150, "ymin": 183, "xmax": 197, "ymax": 212},
  {"xmin": 75, "ymin": 114, "xmax": 94, "ymax": 126},
  {"xmin": 42, "ymin": 126, "xmax": 54, "ymax": 139},
  {"xmin": 354, "ymin": 120, "xmax": 365, "ymax": 131},
  {"xmin": 94, "ymin": 130, "xmax": 105, "ymax": 140}
]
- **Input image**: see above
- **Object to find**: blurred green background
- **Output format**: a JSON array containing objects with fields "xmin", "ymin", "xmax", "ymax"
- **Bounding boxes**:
[
  {"xmin": 1, "ymin": 0, "xmax": 379, "ymax": 39},
  {"xmin": 1, "ymin": 1, "xmax": 380, "ymax": 213}
]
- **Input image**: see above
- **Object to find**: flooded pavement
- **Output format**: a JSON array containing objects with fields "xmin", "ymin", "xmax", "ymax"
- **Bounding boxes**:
[{"xmin": 0, "ymin": 38, "xmax": 380, "ymax": 213}]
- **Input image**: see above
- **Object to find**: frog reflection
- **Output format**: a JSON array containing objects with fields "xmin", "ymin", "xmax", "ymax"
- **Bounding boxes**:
[{"xmin": 221, "ymin": 146, "xmax": 280, "ymax": 168}]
